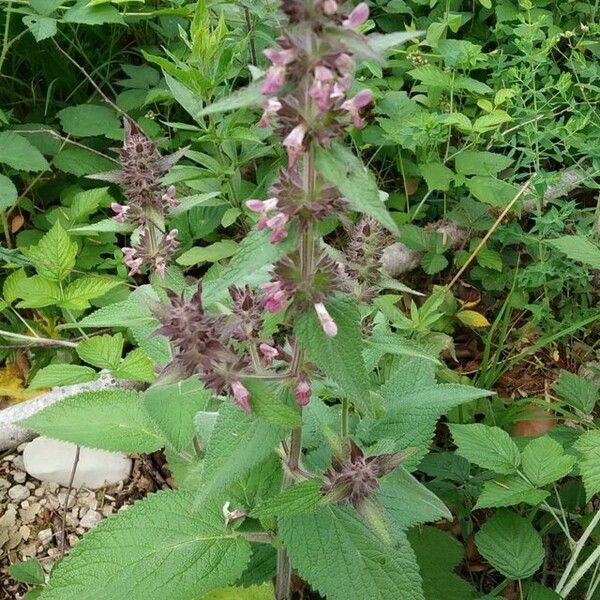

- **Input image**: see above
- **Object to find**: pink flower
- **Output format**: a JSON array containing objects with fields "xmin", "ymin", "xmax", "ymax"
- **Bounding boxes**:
[
  {"xmin": 266, "ymin": 212, "xmax": 289, "ymax": 243},
  {"xmin": 246, "ymin": 197, "xmax": 278, "ymax": 213},
  {"xmin": 314, "ymin": 302, "xmax": 338, "ymax": 337},
  {"xmin": 263, "ymin": 66, "xmax": 286, "ymax": 95},
  {"xmin": 309, "ymin": 66, "xmax": 335, "ymax": 112},
  {"xmin": 111, "ymin": 202, "xmax": 130, "ymax": 223},
  {"xmin": 262, "ymin": 281, "xmax": 289, "ymax": 313},
  {"xmin": 341, "ymin": 89, "xmax": 373, "ymax": 128},
  {"xmin": 162, "ymin": 185, "xmax": 180, "ymax": 207},
  {"xmin": 258, "ymin": 99, "xmax": 282, "ymax": 128},
  {"xmin": 231, "ymin": 380, "xmax": 251, "ymax": 412},
  {"xmin": 259, "ymin": 343, "xmax": 279, "ymax": 364},
  {"xmin": 122, "ymin": 247, "xmax": 143, "ymax": 276},
  {"xmin": 335, "ymin": 53, "xmax": 354, "ymax": 75},
  {"xmin": 263, "ymin": 48, "xmax": 296, "ymax": 66},
  {"xmin": 331, "ymin": 74, "xmax": 352, "ymax": 100},
  {"xmin": 322, "ymin": 0, "xmax": 338, "ymax": 14},
  {"xmin": 295, "ymin": 374, "xmax": 311, "ymax": 406},
  {"xmin": 343, "ymin": 2, "xmax": 369, "ymax": 29},
  {"xmin": 283, "ymin": 124, "xmax": 307, "ymax": 168}
]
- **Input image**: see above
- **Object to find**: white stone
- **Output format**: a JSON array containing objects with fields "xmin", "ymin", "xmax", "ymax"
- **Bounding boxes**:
[
  {"xmin": 80, "ymin": 510, "xmax": 102, "ymax": 529},
  {"xmin": 8, "ymin": 484, "xmax": 30, "ymax": 502},
  {"xmin": 23, "ymin": 437, "xmax": 132, "ymax": 490}
]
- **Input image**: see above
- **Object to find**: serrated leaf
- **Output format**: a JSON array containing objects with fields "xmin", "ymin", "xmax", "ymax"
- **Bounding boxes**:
[
  {"xmin": 177, "ymin": 240, "xmax": 239, "ymax": 266},
  {"xmin": 200, "ymin": 584, "xmax": 275, "ymax": 600},
  {"xmin": 315, "ymin": 143, "xmax": 397, "ymax": 234},
  {"xmin": 281, "ymin": 505, "xmax": 425, "ymax": 600},
  {"xmin": 547, "ymin": 235, "xmax": 600, "ymax": 268},
  {"xmin": 26, "ymin": 222, "xmax": 77, "ymax": 281},
  {"xmin": 19, "ymin": 389, "xmax": 164, "ymax": 453},
  {"xmin": 144, "ymin": 378, "xmax": 211, "ymax": 452},
  {"xmin": 193, "ymin": 402, "xmax": 287, "ymax": 504},
  {"xmin": 113, "ymin": 348, "xmax": 155, "ymax": 383},
  {"xmin": 454, "ymin": 151, "xmax": 512, "ymax": 176},
  {"xmin": 23, "ymin": 15, "xmax": 57, "ymax": 41},
  {"xmin": 475, "ymin": 510, "xmax": 544, "ymax": 580},
  {"xmin": 521, "ymin": 436, "xmax": 575, "ymax": 487},
  {"xmin": 0, "ymin": 131, "xmax": 49, "ymax": 172},
  {"xmin": 409, "ymin": 64, "xmax": 453, "ymax": 88},
  {"xmin": 449, "ymin": 423, "xmax": 520, "ymax": 474},
  {"xmin": 194, "ymin": 82, "xmax": 264, "ymax": 117},
  {"xmin": 574, "ymin": 430, "xmax": 600, "ymax": 501},
  {"xmin": 421, "ymin": 162, "xmax": 454, "ymax": 192},
  {"xmin": 296, "ymin": 295, "xmax": 371, "ymax": 415},
  {"xmin": 60, "ymin": 277, "xmax": 122, "ymax": 310},
  {"xmin": 29, "ymin": 364, "xmax": 99, "ymax": 390},
  {"xmin": 76, "ymin": 296, "xmax": 156, "ymax": 328},
  {"xmin": 9, "ymin": 559, "xmax": 45, "ymax": 585},
  {"xmin": 251, "ymin": 480, "xmax": 323, "ymax": 519},
  {"xmin": 554, "ymin": 369, "xmax": 598, "ymax": 414},
  {"xmin": 243, "ymin": 379, "xmax": 301, "ymax": 430},
  {"xmin": 421, "ymin": 252, "xmax": 448, "ymax": 274},
  {"xmin": 0, "ymin": 174, "xmax": 18, "ymax": 210},
  {"xmin": 3, "ymin": 268, "xmax": 26, "ymax": 304},
  {"xmin": 77, "ymin": 333, "xmax": 123, "ymax": 370},
  {"xmin": 164, "ymin": 72, "xmax": 204, "ymax": 123},
  {"xmin": 38, "ymin": 491, "xmax": 251, "ymax": 600},
  {"xmin": 475, "ymin": 475, "xmax": 549, "ymax": 509},
  {"xmin": 16, "ymin": 275, "xmax": 61, "ymax": 308},
  {"xmin": 62, "ymin": 1, "xmax": 125, "ymax": 25},
  {"xmin": 466, "ymin": 176, "xmax": 518, "ymax": 208},
  {"xmin": 57, "ymin": 105, "xmax": 121, "ymax": 137}
]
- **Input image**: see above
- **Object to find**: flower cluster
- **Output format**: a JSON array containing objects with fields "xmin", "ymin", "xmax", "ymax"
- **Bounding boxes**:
[{"xmin": 110, "ymin": 120, "xmax": 184, "ymax": 277}]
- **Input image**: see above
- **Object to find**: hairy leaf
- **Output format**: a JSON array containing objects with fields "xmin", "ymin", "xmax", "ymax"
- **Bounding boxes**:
[
  {"xmin": 475, "ymin": 475, "xmax": 549, "ymax": 509},
  {"xmin": 77, "ymin": 333, "xmax": 124, "ymax": 370},
  {"xmin": 521, "ymin": 436, "xmax": 575, "ymax": 487},
  {"xmin": 26, "ymin": 222, "xmax": 77, "ymax": 282},
  {"xmin": 251, "ymin": 480, "xmax": 323, "ymax": 519},
  {"xmin": 29, "ymin": 364, "xmax": 99, "ymax": 390}
]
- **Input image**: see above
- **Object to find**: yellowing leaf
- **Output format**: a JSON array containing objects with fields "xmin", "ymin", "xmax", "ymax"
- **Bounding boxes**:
[
  {"xmin": 457, "ymin": 310, "xmax": 490, "ymax": 328},
  {"xmin": 0, "ymin": 362, "xmax": 45, "ymax": 406}
]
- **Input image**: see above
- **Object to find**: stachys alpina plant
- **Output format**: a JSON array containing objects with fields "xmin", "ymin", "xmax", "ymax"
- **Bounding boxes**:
[{"xmin": 21, "ymin": 4, "xmax": 491, "ymax": 600}]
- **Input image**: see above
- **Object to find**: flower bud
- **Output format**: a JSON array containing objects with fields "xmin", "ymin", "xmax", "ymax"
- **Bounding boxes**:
[
  {"xmin": 343, "ymin": 2, "xmax": 369, "ymax": 29},
  {"xmin": 322, "ymin": 0, "xmax": 338, "ymax": 14},
  {"xmin": 231, "ymin": 380, "xmax": 251, "ymax": 412},
  {"xmin": 295, "ymin": 374, "xmax": 311, "ymax": 406},
  {"xmin": 259, "ymin": 343, "xmax": 279, "ymax": 364},
  {"xmin": 111, "ymin": 202, "xmax": 130, "ymax": 223},
  {"xmin": 283, "ymin": 124, "xmax": 307, "ymax": 167},
  {"xmin": 262, "ymin": 281, "xmax": 289, "ymax": 313},
  {"xmin": 314, "ymin": 302, "xmax": 338, "ymax": 337}
]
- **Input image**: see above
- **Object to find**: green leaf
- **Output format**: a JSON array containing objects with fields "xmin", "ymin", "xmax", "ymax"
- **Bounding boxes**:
[
  {"xmin": 113, "ymin": 348, "xmax": 155, "ymax": 383},
  {"xmin": 193, "ymin": 402, "xmax": 287, "ymax": 504},
  {"xmin": 3, "ymin": 268, "xmax": 26, "ymax": 304},
  {"xmin": 9, "ymin": 559, "xmax": 46, "ymax": 585},
  {"xmin": 409, "ymin": 65, "xmax": 453, "ymax": 88},
  {"xmin": 449, "ymin": 423, "xmax": 520, "ymax": 474},
  {"xmin": 574, "ymin": 430, "xmax": 600, "ymax": 501},
  {"xmin": 421, "ymin": 252, "xmax": 448, "ymax": 275},
  {"xmin": 200, "ymin": 584, "xmax": 275, "ymax": 600},
  {"xmin": 376, "ymin": 467, "xmax": 451, "ymax": 533},
  {"xmin": 421, "ymin": 162, "xmax": 454, "ymax": 192},
  {"xmin": 475, "ymin": 475, "xmax": 549, "ymax": 509},
  {"xmin": 476, "ymin": 247, "xmax": 503, "ymax": 271},
  {"xmin": 251, "ymin": 480, "xmax": 323, "ymax": 520},
  {"xmin": 144, "ymin": 378, "xmax": 211, "ymax": 452},
  {"xmin": 77, "ymin": 334, "xmax": 124, "ymax": 370},
  {"xmin": 0, "ymin": 174, "xmax": 18, "ymax": 210},
  {"xmin": 164, "ymin": 72, "xmax": 204, "ymax": 123},
  {"xmin": 408, "ymin": 527, "xmax": 475, "ymax": 600},
  {"xmin": 0, "ymin": 131, "xmax": 49, "ymax": 172},
  {"xmin": 526, "ymin": 583, "xmax": 562, "ymax": 599},
  {"xmin": 554, "ymin": 370, "xmax": 598, "ymax": 414},
  {"xmin": 369, "ymin": 31, "xmax": 424, "ymax": 54},
  {"xmin": 62, "ymin": 1, "xmax": 125, "ymax": 25},
  {"xmin": 315, "ymin": 143, "xmax": 398, "ymax": 234},
  {"xmin": 169, "ymin": 192, "xmax": 222, "ymax": 217},
  {"xmin": 76, "ymin": 296, "xmax": 156, "ymax": 328},
  {"xmin": 475, "ymin": 510, "xmax": 544, "ymax": 580},
  {"xmin": 243, "ymin": 379, "xmax": 302, "ymax": 430},
  {"xmin": 26, "ymin": 222, "xmax": 77, "ymax": 282},
  {"xmin": 193, "ymin": 82, "xmax": 263, "ymax": 117},
  {"xmin": 38, "ymin": 491, "xmax": 251, "ymax": 600},
  {"xmin": 466, "ymin": 176, "xmax": 518, "ymax": 208},
  {"xmin": 295, "ymin": 295, "xmax": 371, "ymax": 415},
  {"xmin": 177, "ymin": 240, "xmax": 239, "ymax": 266},
  {"xmin": 19, "ymin": 390, "xmax": 164, "ymax": 453},
  {"xmin": 280, "ymin": 505, "xmax": 425, "ymax": 600},
  {"xmin": 16, "ymin": 275, "xmax": 61, "ymax": 308},
  {"xmin": 29, "ymin": 364, "xmax": 99, "ymax": 390},
  {"xmin": 69, "ymin": 218, "xmax": 133, "ymax": 235},
  {"xmin": 22, "ymin": 15, "xmax": 57, "ymax": 41},
  {"xmin": 57, "ymin": 105, "xmax": 121, "ymax": 138},
  {"xmin": 547, "ymin": 236, "xmax": 600, "ymax": 268},
  {"xmin": 455, "ymin": 151, "xmax": 512, "ymax": 176},
  {"xmin": 60, "ymin": 277, "xmax": 122, "ymax": 310},
  {"xmin": 521, "ymin": 436, "xmax": 575, "ymax": 487},
  {"xmin": 68, "ymin": 187, "xmax": 112, "ymax": 224}
]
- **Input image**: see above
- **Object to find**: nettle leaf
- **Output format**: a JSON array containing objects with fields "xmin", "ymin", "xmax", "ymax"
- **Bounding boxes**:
[
  {"xmin": 408, "ymin": 527, "xmax": 475, "ymax": 600},
  {"xmin": 19, "ymin": 389, "xmax": 164, "ymax": 453},
  {"xmin": 29, "ymin": 364, "xmax": 99, "ymax": 390},
  {"xmin": 77, "ymin": 333, "xmax": 124, "ymax": 370},
  {"xmin": 193, "ymin": 401, "xmax": 288, "ymax": 504},
  {"xmin": 251, "ymin": 479, "xmax": 323, "ymax": 520},
  {"xmin": 547, "ymin": 235, "xmax": 600, "ymax": 269},
  {"xmin": 376, "ymin": 467, "xmax": 451, "ymax": 533},
  {"xmin": 281, "ymin": 505, "xmax": 425, "ymax": 600},
  {"xmin": 60, "ymin": 277, "xmax": 122, "ymax": 310},
  {"xmin": 296, "ymin": 295, "xmax": 371, "ymax": 415},
  {"xmin": 574, "ymin": 430, "xmax": 600, "ymax": 501},
  {"xmin": 62, "ymin": 1, "xmax": 125, "ymax": 26},
  {"xmin": 39, "ymin": 491, "xmax": 251, "ymax": 600},
  {"xmin": 244, "ymin": 379, "xmax": 302, "ymax": 430},
  {"xmin": 23, "ymin": 15, "xmax": 57, "ymax": 41},
  {"xmin": 466, "ymin": 176, "xmax": 518, "ymax": 208},
  {"xmin": 475, "ymin": 475, "xmax": 549, "ymax": 509},
  {"xmin": 16, "ymin": 275, "xmax": 61, "ymax": 308},
  {"xmin": 144, "ymin": 378, "xmax": 212, "ymax": 452},
  {"xmin": 475, "ymin": 510, "xmax": 544, "ymax": 580},
  {"xmin": 553, "ymin": 369, "xmax": 598, "ymax": 414},
  {"xmin": 113, "ymin": 348, "xmax": 155, "ymax": 383},
  {"xmin": 449, "ymin": 424, "xmax": 520, "ymax": 474},
  {"xmin": 3, "ymin": 268, "xmax": 26, "ymax": 304},
  {"xmin": 0, "ymin": 131, "xmax": 49, "ymax": 172},
  {"xmin": 26, "ymin": 222, "xmax": 77, "ymax": 282},
  {"xmin": 315, "ymin": 143, "xmax": 398, "ymax": 234},
  {"xmin": 0, "ymin": 174, "xmax": 18, "ymax": 211},
  {"xmin": 57, "ymin": 105, "xmax": 120, "ymax": 137},
  {"xmin": 454, "ymin": 150, "xmax": 512, "ymax": 176},
  {"xmin": 521, "ymin": 436, "xmax": 575, "ymax": 487},
  {"xmin": 177, "ymin": 239, "xmax": 239, "ymax": 266}
]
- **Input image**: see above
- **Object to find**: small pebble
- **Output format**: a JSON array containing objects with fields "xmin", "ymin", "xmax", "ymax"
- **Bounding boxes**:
[
  {"xmin": 80, "ymin": 510, "xmax": 102, "ymax": 529},
  {"xmin": 8, "ymin": 485, "xmax": 30, "ymax": 502}
]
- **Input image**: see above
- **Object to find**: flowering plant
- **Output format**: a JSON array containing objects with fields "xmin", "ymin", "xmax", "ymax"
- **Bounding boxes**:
[{"xmin": 20, "ymin": 2, "xmax": 493, "ymax": 600}]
